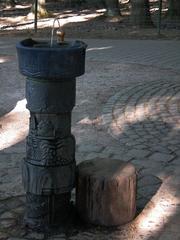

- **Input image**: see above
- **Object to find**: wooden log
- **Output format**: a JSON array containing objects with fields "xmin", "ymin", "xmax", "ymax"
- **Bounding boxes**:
[{"xmin": 76, "ymin": 158, "xmax": 136, "ymax": 226}]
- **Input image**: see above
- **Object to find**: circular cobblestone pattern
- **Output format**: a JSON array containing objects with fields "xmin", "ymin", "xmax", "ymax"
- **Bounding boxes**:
[{"xmin": 102, "ymin": 79, "xmax": 180, "ymax": 172}]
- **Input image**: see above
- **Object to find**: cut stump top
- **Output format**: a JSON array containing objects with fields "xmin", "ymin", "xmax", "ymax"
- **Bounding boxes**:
[{"xmin": 77, "ymin": 158, "xmax": 136, "ymax": 181}]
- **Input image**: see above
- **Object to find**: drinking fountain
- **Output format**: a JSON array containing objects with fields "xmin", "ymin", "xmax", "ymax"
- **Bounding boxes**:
[{"xmin": 16, "ymin": 17, "xmax": 87, "ymax": 230}]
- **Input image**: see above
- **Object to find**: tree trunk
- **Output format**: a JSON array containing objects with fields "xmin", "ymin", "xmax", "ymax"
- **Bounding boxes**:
[
  {"xmin": 105, "ymin": 0, "xmax": 121, "ymax": 17},
  {"xmin": 168, "ymin": 0, "xmax": 180, "ymax": 20},
  {"xmin": 76, "ymin": 158, "xmax": 136, "ymax": 226},
  {"xmin": 6, "ymin": 0, "xmax": 16, "ymax": 7},
  {"xmin": 31, "ymin": 0, "xmax": 50, "ymax": 19},
  {"xmin": 131, "ymin": 0, "xmax": 153, "ymax": 27}
]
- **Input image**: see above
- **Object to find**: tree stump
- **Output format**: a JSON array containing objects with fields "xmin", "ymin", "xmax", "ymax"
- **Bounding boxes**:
[{"xmin": 76, "ymin": 158, "xmax": 136, "ymax": 226}]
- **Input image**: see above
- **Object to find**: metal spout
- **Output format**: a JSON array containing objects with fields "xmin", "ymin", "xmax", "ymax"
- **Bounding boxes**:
[
  {"xmin": 56, "ymin": 30, "xmax": 65, "ymax": 43},
  {"xmin": 50, "ymin": 16, "xmax": 65, "ymax": 47}
]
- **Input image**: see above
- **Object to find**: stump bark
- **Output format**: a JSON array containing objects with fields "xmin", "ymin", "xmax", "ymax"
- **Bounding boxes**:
[{"xmin": 76, "ymin": 158, "xmax": 136, "ymax": 226}]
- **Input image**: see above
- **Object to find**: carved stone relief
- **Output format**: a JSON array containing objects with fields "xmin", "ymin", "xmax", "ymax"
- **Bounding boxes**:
[
  {"xmin": 26, "ymin": 135, "xmax": 75, "ymax": 166},
  {"xmin": 23, "ymin": 77, "xmax": 77, "ymax": 229}
]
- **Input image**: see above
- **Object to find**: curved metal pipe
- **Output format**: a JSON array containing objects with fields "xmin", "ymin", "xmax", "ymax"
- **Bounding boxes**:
[{"xmin": 50, "ymin": 16, "xmax": 61, "ymax": 47}]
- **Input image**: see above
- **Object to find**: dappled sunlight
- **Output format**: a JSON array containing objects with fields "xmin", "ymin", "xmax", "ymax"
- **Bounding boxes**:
[
  {"xmin": 78, "ymin": 116, "xmax": 101, "ymax": 126},
  {"xmin": 1, "ymin": 9, "xmax": 104, "ymax": 31},
  {"xmin": 1, "ymin": 3, "xmax": 31, "ymax": 10},
  {"xmin": 174, "ymin": 124, "xmax": 180, "ymax": 130},
  {"xmin": 0, "ymin": 55, "xmax": 14, "ymax": 63},
  {"xmin": 87, "ymin": 46, "xmax": 113, "ymax": 52},
  {"xmin": 105, "ymin": 92, "xmax": 180, "ymax": 137},
  {"xmin": 1, "ymin": 15, "xmax": 26, "ymax": 24},
  {"xmin": 98, "ymin": 80, "xmax": 180, "ymax": 238},
  {"xmin": 135, "ymin": 182, "xmax": 179, "ymax": 239},
  {"xmin": 0, "ymin": 57, "xmax": 8, "ymax": 64},
  {"xmin": 40, "ymin": 11, "xmax": 105, "ymax": 29},
  {"xmin": 14, "ymin": 4, "xmax": 31, "ymax": 10},
  {"xmin": 76, "ymin": 100, "xmax": 180, "ymax": 239},
  {"xmin": 0, "ymin": 15, "xmax": 34, "ymax": 30},
  {"xmin": 109, "ymin": 103, "xmax": 148, "ymax": 136},
  {"xmin": 96, "ymin": 9, "xmax": 106, "ymax": 13},
  {"xmin": 151, "ymin": 7, "xmax": 168, "ymax": 13},
  {"xmin": 0, "ymin": 99, "xmax": 29, "ymax": 150},
  {"xmin": 77, "ymin": 92, "xmax": 179, "ymax": 135}
]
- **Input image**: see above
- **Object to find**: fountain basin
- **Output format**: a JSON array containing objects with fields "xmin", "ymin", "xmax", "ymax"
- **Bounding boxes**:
[{"xmin": 16, "ymin": 38, "xmax": 87, "ymax": 79}]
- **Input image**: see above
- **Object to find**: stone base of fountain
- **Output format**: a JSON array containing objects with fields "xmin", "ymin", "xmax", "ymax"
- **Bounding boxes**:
[{"xmin": 24, "ymin": 193, "xmax": 71, "ymax": 231}]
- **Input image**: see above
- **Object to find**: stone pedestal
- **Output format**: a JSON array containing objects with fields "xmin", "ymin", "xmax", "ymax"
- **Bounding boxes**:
[
  {"xmin": 23, "ymin": 77, "xmax": 76, "ymax": 230},
  {"xmin": 76, "ymin": 158, "xmax": 136, "ymax": 226},
  {"xmin": 16, "ymin": 38, "xmax": 87, "ymax": 230}
]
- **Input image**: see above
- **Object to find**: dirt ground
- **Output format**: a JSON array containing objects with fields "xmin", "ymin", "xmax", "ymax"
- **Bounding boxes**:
[{"xmin": 0, "ymin": 1, "xmax": 180, "ymax": 40}]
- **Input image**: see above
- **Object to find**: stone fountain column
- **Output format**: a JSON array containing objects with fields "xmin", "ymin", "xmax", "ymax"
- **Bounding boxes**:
[
  {"xmin": 16, "ymin": 38, "xmax": 87, "ymax": 230},
  {"xmin": 23, "ymin": 77, "xmax": 76, "ymax": 229}
]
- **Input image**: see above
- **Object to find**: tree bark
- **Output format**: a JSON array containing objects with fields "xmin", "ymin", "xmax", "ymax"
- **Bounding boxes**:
[
  {"xmin": 131, "ymin": 0, "xmax": 154, "ymax": 27},
  {"xmin": 6, "ymin": 0, "xmax": 16, "ymax": 7},
  {"xmin": 105, "ymin": 0, "xmax": 121, "ymax": 17},
  {"xmin": 85, "ymin": 0, "xmax": 105, "ymax": 8},
  {"xmin": 76, "ymin": 158, "xmax": 136, "ymax": 226},
  {"xmin": 31, "ymin": 0, "xmax": 50, "ymax": 19},
  {"xmin": 167, "ymin": 0, "xmax": 180, "ymax": 20}
]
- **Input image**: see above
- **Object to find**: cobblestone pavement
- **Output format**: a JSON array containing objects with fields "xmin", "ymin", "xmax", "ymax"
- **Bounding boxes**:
[
  {"xmin": 85, "ymin": 39, "xmax": 180, "ymax": 71},
  {"xmin": 0, "ymin": 38, "xmax": 180, "ymax": 239},
  {"xmin": 102, "ymin": 79, "xmax": 180, "ymax": 173}
]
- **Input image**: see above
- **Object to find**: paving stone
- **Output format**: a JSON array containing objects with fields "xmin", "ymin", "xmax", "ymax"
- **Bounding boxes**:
[
  {"xmin": 25, "ymin": 232, "xmax": 45, "ymax": 240},
  {"xmin": 119, "ymin": 155, "xmax": 134, "ymax": 162},
  {"xmin": 111, "ymin": 153, "xmax": 126, "ymax": 161},
  {"xmin": 84, "ymin": 152, "xmax": 99, "ymax": 161},
  {"xmin": 97, "ymin": 152, "xmax": 113, "ymax": 158},
  {"xmin": 171, "ymin": 158, "xmax": 180, "ymax": 166},
  {"xmin": 158, "ymin": 231, "xmax": 180, "ymax": 240},
  {"xmin": 17, "ymin": 196, "xmax": 26, "ymax": 204},
  {"xmin": 12, "ymin": 206, "xmax": 25, "ymax": 215},
  {"xmin": 101, "ymin": 146, "xmax": 125, "ymax": 158},
  {"xmin": 136, "ymin": 198, "xmax": 150, "ymax": 211},
  {"xmin": 0, "ymin": 211, "xmax": 14, "ymax": 219},
  {"xmin": 118, "ymin": 138, "xmax": 130, "ymax": 145},
  {"xmin": 0, "ymin": 219, "xmax": 16, "ymax": 228},
  {"xmin": 0, "ymin": 202, "xmax": 8, "ymax": 214},
  {"xmin": 77, "ymin": 144, "xmax": 104, "ymax": 153},
  {"xmin": 8, "ymin": 238, "xmax": 26, "ymax": 240},
  {"xmin": 151, "ymin": 146, "xmax": 172, "ymax": 154},
  {"xmin": 138, "ymin": 185, "xmax": 161, "ymax": 199},
  {"xmin": 76, "ymin": 152, "xmax": 86, "ymax": 164},
  {"xmin": 0, "ymin": 232, "xmax": 9, "ymax": 239},
  {"xmin": 4, "ymin": 198, "xmax": 23, "ymax": 210},
  {"xmin": 0, "ymin": 173, "xmax": 24, "ymax": 200},
  {"xmin": 124, "ymin": 141, "xmax": 145, "ymax": 147},
  {"xmin": 125, "ymin": 149, "xmax": 150, "ymax": 159},
  {"xmin": 148, "ymin": 152, "xmax": 175, "ymax": 163},
  {"xmin": 2, "ymin": 141, "xmax": 26, "ymax": 154},
  {"xmin": 50, "ymin": 234, "xmax": 66, "ymax": 239},
  {"xmin": 137, "ymin": 175, "xmax": 162, "ymax": 188},
  {"xmin": 131, "ymin": 159, "xmax": 165, "ymax": 174},
  {"xmin": 175, "ymin": 150, "xmax": 180, "ymax": 157},
  {"xmin": 0, "ymin": 154, "xmax": 22, "ymax": 169},
  {"xmin": 168, "ymin": 222, "xmax": 180, "ymax": 233}
]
